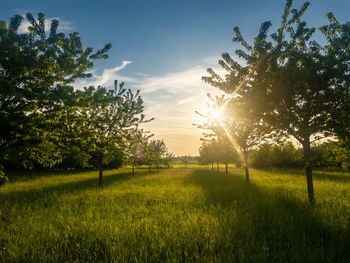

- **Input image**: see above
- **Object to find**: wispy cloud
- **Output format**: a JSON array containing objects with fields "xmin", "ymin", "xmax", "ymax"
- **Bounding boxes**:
[
  {"xmin": 74, "ymin": 60, "xmax": 134, "ymax": 89},
  {"xmin": 72, "ymin": 58, "xmax": 224, "ymax": 155},
  {"xmin": 18, "ymin": 16, "xmax": 73, "ymax": 33},
  {"xmin": 177, "ymin": 96, "xmax": 197, "ymax": 106},
  {"xmin": 135, "ymin": 64, "xmax": 224, "ymax": 156}
]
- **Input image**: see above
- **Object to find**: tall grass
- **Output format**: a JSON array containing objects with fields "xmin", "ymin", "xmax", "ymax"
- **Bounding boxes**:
[{"xmin": 1, "ymin": 167, "xmax": 350, "ymax": 262}]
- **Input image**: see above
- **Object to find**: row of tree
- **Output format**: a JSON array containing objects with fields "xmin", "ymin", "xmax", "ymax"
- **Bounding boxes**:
[
  {"xmin": 197, "ymin": 0, "xmax": 350, "ymax": 204},
  {"xmin": 0, "ymin": 13, "xmax": 171, "ymax": 186},
  {"xmin": 126, "ymin": 131, "xmax": 173, "ymax": 174},
  {"xmin": 199, "ymin": 140, "xmax": 350, "ymax": 170}
]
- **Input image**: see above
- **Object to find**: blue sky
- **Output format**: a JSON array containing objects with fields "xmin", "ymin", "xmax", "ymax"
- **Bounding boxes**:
[{"xmin": 1, "ymin": 0, "xmax": 350, "ymax": 155}]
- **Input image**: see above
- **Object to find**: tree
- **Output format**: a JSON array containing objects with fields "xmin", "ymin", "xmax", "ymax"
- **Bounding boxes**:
[
  {"xmin": 198, "ymin": 141, "xmax": 216, "ymax": 171},
  {"xmin": 0, "ymin": 13, "xmax": 111, "ymax": 174},
  {"xmin": 216, "ymin": 137, "xmax": 239, "ymax": 175},
  {"xmin": 198, "ymin": 138, "xmax": 239, "ymax": 175},
  {"xmin": 145, "ymin": 139, "xmax": 171, "ymax": 173},
  {"xmin": 181, "ymin": 155, "xmax": 190, "ymax": 168},
  {"xmin": 76, "ymin": 81, "xmax": 151, "ymax": 186},
  {"xmin": 329, "ymin": 140, "xmax": 350, "ymax": 169},
  {"xmin": 250, "ymin": 142, "xmax": 302, "ymax": 168},
  {"xmin": 196, "ymin": 95, "xmax": 266, "ymax": 182},
  {"xmin": 125, "ymin": 129, "xmax": 153, "ymax": 175},
  {"xmin": 203, "ymin": 0, "xmax": 350, "ymax": 204}
]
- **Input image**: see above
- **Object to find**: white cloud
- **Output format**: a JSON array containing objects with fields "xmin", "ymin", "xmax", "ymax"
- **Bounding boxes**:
[
  {"xmin": 18, "ymin": 16, "xmax": 73, "ymax": 34},
  {"xmin": 72, "ymin": 58, "xmax": 225, "ymax": 155},
  {"xmin": 92, "ymin": 60, "xmax": 133, "ymax": 87},
  {"xmin": 138, "ymin": 66, "xmax": 206, "ymax": 94},
  {"xmin": 177, "ymin": 96, "xmax": 197, "ymax": 106},
  {"xmin": 74, "ymin": 60, "xmax": 134, "ymax": 89}
]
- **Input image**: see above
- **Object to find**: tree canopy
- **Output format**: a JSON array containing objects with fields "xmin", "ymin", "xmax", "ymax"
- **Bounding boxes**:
[
  {"xmin": 0, "ymin": 13, "xmax": 111, "ymax": 171},
  {"xmin": 201, "ymin": 0, "xmax": 350, "ymax": 204}
]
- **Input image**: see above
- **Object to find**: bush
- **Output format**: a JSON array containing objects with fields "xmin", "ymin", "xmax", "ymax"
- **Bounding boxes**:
[
  {"xmin": 251, "ymin": 141, "xmax": 348, "ymax": 169},
  {"xmin": 0, "ymin": 169, "xmax": 8, "ymax": 187},
  {"xmin": 311, "ymin": 142, "xmax": 339, "ymax": 167},
  {"xmin": 250, "ymin": 142, "xmax": 303, "ymax": 168}
]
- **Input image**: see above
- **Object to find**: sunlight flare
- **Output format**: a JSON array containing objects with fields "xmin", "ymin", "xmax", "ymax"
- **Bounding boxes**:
[{"xmin": 222, "ymin": 126, "xmax": 244, "ymax": 163}]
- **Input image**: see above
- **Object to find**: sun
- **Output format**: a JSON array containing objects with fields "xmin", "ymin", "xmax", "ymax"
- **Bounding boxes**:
[
  {"xmin": 208, "ymin": 108, "xmax": 224, "ymax": 123},
  {"xmin": 211, "ymin": 109, "xmax": 222, "ymax": 119}
]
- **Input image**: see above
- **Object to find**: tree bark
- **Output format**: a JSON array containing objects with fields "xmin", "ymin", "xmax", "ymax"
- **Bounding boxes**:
[
  {"xmin": 217, "ymin": 162, "xmax": 219, "ymax": 171},
  {"xmin": 132, "ymin": 164, "xmax": 135, "ymax": 176},
  {"xmin": 211, "ymin": 162, "xmax": 214, "ymax": 171},
  {"xmin": 303, "ymin": 137, "xmax": 315, "ymax": 205},
  {"xmin": 98, "ymin": 152, "xmax": 103, "ymax": 186},
  {"xmin": 225, "ymin": 162, "xmax": 228, "ymax": 175},
  {"xmin": 244, "ymin": 149, "xmax": 250, "ymax": 183}
]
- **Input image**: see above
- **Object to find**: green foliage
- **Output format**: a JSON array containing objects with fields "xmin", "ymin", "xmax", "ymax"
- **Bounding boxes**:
[
  {"xmin": 201, "ymin": 0, "xmax": 350, "ymax": 203},
  {"xmin": 0, "ymin": 167, "xmax": 8, "ymax": 187},
  {"xmin": 250, "ymin": 142, "xmax": 303, "ymax": 168},
  {"xmin": 124, "ymin": 129, "xmax": 153, "ymax": 167},
  {"xmin": 310, "ymin": 142, "xmax": 339, "ymax": 168},
  {"xmin": 0, "ymin": 12, "xmax": 111, "ymax": 171},
  {"xmin": 196, "ymin": 94, "xmax": 269, "ymax": 180},
  {"xmin": 72, "ymin": 81, "xmax": 152, "ymax": 184},
  {"xmin": 1, "ymin": 168, "xmax": 350, "ymax": 262},
  {"xmin": 198, "ymin": 139, "xmax": 240, "ymax": 167},
  {"xmin": 325, "ymin": 140, "xmax": 350, "ymax": 169},
  {"xmin": 145, "ymin": 139, "xmax": 173, "ymax": 171}
]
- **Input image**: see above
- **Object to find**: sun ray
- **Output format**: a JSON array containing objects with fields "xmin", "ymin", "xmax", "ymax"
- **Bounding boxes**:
[{"xmin": 222, "ymin": 126, "xmax": 244, "ymax": 164}]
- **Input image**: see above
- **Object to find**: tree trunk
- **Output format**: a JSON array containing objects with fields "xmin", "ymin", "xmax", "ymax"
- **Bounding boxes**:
[
  {"xmin": 217, "ymin": 162, "xmax": 219, "ymax": 171},
  {"xmin": 148, "ymin": 164, "xmax": 151, "ymax": 174},
  {"xmin": 132, "ymin": 164, "xmax": 135, "ymax": 176},
  {"xmin": 211, "ymin": 162, "xmax": 214, "ymax": 171},
  {"xmin": 98, "ymin": 152, "xmax": 103, "ymax": 186},
  {"xmin": 244, "ymin": 149, "xmax": 250, "ymax": 183},
  {"xmin": 303, "ymin": 137, "xmax": 315, "ymax": 205},
  {"xmin": 225, "ymin": 162, "xmax": 228, "ymax": 175}
]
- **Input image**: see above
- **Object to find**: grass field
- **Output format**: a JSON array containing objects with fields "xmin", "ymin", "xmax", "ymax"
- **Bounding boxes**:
[{"xmin": 1, "ymin": 167, "xmax": 350, "ymax": 262}]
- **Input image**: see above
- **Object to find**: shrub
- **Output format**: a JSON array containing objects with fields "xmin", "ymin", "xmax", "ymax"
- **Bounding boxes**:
[{"xmin": 0, "ymin": 168, "xmax": 8, "ymax": 187}]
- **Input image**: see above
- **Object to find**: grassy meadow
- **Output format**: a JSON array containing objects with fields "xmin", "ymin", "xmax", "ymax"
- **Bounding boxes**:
[{"xmin": 1, "ymin": 167, "xmax": 350, "ymax": 262}]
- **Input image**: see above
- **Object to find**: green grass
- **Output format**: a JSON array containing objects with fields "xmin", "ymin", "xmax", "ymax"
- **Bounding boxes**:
[{"xmin": 1, "ymin": 167, "xmax": 350, "ymax": 262}]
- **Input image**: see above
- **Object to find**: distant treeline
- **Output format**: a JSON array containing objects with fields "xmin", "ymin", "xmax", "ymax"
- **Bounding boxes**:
[{"xmin": 198, "ymin": 141, "xmax": 350, "ymax": 169}]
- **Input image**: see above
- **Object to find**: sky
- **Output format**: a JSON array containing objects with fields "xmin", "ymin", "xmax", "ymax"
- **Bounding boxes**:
[{"xmin": 1, "ymin": 0, "xmax": 350, "ymax": 156}]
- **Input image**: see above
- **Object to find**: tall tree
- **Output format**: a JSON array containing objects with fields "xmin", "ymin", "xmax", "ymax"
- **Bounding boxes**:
[
  {"xmin": 203, "ymin": 0, "xmax": 350, "ymax": 204},
  {"xmin": 76, "ymin": 81, "xmax": 151, "ymax": 186},
  {"xmin": 0, "ymin": 13, "xmax": 111, "ymax": 173}
]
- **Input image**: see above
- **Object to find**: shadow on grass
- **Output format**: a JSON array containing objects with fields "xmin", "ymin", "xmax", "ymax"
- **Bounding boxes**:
[
  {"xmin": 0, "ymin": 169, "xmax": 147, "ymax": 207},
  {"xmin": 186, "ymin": 169, "xmax": 350, "ymax": 263},
  {"xmin": 4, "ymin": 169, "xmax": 98, "ymax": 183},
  {"xmin": 250, "ymin": 167, "xmax": 350, "ymax": 184}
]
